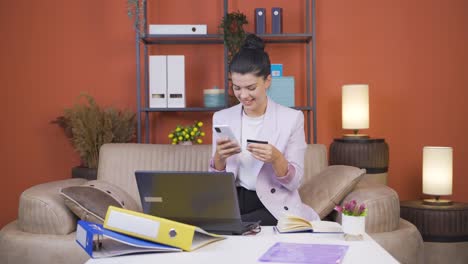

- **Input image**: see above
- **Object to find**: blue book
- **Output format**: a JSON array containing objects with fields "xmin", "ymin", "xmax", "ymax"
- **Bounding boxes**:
[{"xmin": 76, "ymin": 220, "xmax": 181, "ymax": 258}]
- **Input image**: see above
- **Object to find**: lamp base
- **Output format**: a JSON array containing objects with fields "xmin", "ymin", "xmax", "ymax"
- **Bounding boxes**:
[
  {"xmin": 343, "ymin": 134, "xmax": 369, "ymax": 139},
  {"xmin": 423, "ymin": 198, "xmax": 453, "ymax": 206}
]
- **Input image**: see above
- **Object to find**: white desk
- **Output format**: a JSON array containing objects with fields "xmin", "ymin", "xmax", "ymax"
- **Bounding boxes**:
[{"xmin": 86, "ymin": 227, "xmax": 398, "ymax": 264}]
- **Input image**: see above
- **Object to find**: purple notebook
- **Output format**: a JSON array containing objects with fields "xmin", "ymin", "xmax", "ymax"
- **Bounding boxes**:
[{"xmin": 258, "ymin": 242, "xmax": 349, "ymax": 264}]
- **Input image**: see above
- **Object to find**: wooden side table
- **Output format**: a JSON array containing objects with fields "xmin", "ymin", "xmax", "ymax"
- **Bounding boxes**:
[
  {"xmin": 329, "ymin": 138, "xmax": 389, "ymax": 185},
  {"xmin": 400, "ymin": 200, "xmax": 468, "ymax": 264}
]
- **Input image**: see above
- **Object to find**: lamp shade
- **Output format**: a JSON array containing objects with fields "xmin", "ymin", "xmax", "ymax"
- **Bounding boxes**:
[
  {"xmin": 342, "ymin": 84, "xmax": 369, "ymax": 130},
  {"xmin": 423, "ymin": 146, "xmax": 453, "ymax": 196}
]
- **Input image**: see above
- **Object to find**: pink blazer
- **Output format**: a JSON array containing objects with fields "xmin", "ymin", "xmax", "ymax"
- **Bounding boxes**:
[{"xmin": 209, "ymin": 98, "xmax": 320, "ymax": 221}]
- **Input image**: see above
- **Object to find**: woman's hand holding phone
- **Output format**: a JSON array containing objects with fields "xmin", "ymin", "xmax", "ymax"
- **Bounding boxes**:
[{"xmin": 213, "ymin": 125, "xmax": 241, "ymax": 170}]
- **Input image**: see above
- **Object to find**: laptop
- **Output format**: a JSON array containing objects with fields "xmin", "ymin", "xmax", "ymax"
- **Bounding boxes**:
[{"xmin": 135, "ymin": 171, "xmax": 260, "ymax": 235}]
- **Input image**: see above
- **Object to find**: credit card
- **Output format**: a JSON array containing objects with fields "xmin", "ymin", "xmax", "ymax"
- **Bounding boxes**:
[{"xmin": 247, "ymin": 139, "xmax": 268, "ymax": 144}]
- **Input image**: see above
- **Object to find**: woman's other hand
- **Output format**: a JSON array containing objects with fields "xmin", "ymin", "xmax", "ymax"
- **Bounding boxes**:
[{"xmin": 247, "ymin": 143, "xmax": 288, "ymax": 177}]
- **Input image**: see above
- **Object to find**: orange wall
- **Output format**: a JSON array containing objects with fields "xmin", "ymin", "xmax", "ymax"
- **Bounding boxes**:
[{"xmin": 1, "ymin": 0, "xmax": 467, "ymax": 228}]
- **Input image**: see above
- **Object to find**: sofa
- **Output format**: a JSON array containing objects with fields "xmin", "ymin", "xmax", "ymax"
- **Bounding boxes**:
[{"xmin": 0, "ymin": 143, "xmax": 424, "ymax": 264}]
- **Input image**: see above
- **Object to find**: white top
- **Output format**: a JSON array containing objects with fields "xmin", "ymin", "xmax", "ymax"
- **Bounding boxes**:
[
  {"xmin": 237, "ymin": 113, "xmax": 265, "ymax": 191},
  {"xmin": 237, "ymin": 112, "xmax": 265, "ymax": 190},
  {"xmin": 85, "ymin": 227, "xmax": 398, "ymax": 264}
]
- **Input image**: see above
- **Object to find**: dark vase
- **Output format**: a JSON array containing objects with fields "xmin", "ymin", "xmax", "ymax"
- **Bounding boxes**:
[{"xmin": 71, "ymin": 166, "xmax": 97, "ymax": 180}]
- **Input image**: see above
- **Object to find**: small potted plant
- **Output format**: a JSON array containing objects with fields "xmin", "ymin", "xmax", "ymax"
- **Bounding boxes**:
[
  {"xmin": 335, "ymin": 200, "xmax": 367, "ymax": 236},
  {"xmin": 52, "ymin": 94, "xmax": 137, "ymax": 180},
  {"xmin": 127, "ymin": 0, "xmax": 146, "ymax": 35},
  {"xmin": 168, "ymin": 121, "xmax": 205, "ymax": 145},
  {"xmin": 219, "ymin": 11, "xmax": 248, "ymax": 64}
]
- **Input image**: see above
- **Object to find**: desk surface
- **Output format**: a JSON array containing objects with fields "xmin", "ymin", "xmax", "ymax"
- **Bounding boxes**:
[{"xmin": 86, "ymin": 227, "xmax": 398, "ymax": 264}]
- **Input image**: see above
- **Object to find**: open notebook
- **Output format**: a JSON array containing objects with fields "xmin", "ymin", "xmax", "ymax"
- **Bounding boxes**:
[{"xmin": 276, "ymin": 214, "xmax": 343, "ymax": 233}]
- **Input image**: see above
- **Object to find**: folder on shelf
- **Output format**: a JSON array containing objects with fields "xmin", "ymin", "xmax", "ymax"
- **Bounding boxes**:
[
  {"xmin": 103, "ymin": 206, "xmax": 225, "ymax": 252},
  {"xmin": 76, "ymin": 220, "xmax": 180, "ymax": 258},
  {"xmin": 267, "ymin": 76, "xmax": 295, "ymax": 107},
  {"xmin": 271, "ymin": 7, "xmax": 283, "ymax": 34},
  {"xmin": 149, "ymin": 55, "xmax": 167, "ymax": 108},
  {"xmin": 167, "ymin": 55, "xmax": 186, "ymax": 108},
  {"xmin": 255, "ymin": 8, "xmax": 266, "ymax": 34}
]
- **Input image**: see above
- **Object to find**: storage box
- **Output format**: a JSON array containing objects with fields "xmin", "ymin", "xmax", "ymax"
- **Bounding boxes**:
[
  {"xmin": 267, "ymin": 77, "xmax": 294, "ymax": 107},
  {"xmin": 271, "ymin": 64, "xmax": 283, "ymax": 77}
]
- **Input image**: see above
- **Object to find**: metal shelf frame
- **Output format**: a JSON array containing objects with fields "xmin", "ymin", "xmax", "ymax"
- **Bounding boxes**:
[{"xmin": 135, "ymin": 0, "xmax": 317, "ymax": 144}]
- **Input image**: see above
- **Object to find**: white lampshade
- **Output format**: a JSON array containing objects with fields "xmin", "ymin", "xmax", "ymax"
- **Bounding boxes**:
[
  {"xmin": 423, "ymin": 146, "xmax": 453, "ymax": 196},
  {"xmin": 342, "ymin": 84, "xmax": 369, "ymax": 130}
]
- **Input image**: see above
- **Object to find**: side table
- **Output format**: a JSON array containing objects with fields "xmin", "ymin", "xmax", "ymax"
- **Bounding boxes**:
[
  {"xmin": 400, "ymin": 200, "xmax": 468, "ymax": 264},
  {"xmin": 329, "ymin": 138, "xmax": 389, "ymax": 185}
]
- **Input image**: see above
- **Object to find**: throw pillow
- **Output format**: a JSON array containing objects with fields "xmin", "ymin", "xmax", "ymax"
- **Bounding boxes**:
[
  {"xmin": 60, "ymin": 180, "xmax": 140, "ymax": 224},
  {"xmin": 299, "ymin": 165, "xmax": 365, "ymax": 219}
]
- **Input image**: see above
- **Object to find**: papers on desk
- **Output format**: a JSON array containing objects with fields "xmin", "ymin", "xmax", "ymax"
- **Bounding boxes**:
[{"xmin": 259, "ymin": 242, "xmax": 349, "ymax": 264}]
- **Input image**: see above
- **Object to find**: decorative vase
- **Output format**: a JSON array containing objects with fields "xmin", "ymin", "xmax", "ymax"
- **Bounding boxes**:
[
  {"xmin": 71, "ymin": 166, "xmax": 97, "ymax": 180},
  {"xmin": 178, "ymin": 141, "xmax": 193, "ymax": 146},
  {"xmin": 342, "ymin": 214, "xmax": 366, "ymax": 235}
]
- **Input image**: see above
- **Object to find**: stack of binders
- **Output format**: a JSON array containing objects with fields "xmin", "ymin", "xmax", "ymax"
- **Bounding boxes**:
[{"xmin": 76, "ymin": 206, "xmax": 225, "ymax": 258}]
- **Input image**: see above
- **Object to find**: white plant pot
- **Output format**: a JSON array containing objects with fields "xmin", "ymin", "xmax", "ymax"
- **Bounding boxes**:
[{"xmin": 342, "ymin": 214, "xmax": 366, "ymax": 235}]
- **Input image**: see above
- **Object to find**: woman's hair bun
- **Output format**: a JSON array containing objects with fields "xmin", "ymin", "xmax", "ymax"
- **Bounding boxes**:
[{"xmin": 242, "ymin": 34, "xmax": 265, "ymax": 51}]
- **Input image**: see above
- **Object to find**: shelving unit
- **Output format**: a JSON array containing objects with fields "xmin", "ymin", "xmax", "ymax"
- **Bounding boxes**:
[{"xmin": 135, "ymin": 0, "xmax": 317, "ymax": 144}]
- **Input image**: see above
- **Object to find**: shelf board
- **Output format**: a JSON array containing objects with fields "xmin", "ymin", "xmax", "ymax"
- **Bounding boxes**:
[
  {"xmin": 258, "ymin": 33, "xmax": 313, "ymax": 43},
  {"xmin": 293, "ymin": 106, "xmax": 315, "ymax": 111},
  {"xmin": 142, "ymin": 106, "xmax": 314, "ymax": 112},
  {"xmin": 141, "ymin": 33, "xmax": 313, "ymax": 45},
  {"xmin": 142, "ymin": 34, "xmax": 223, "ymax": 44},
  {"xmin": 142, "ymin": 107, "xmax": 225, "ymax": 112}
]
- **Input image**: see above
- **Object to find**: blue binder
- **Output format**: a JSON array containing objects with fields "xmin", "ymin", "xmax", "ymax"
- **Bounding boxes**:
[
  {"xmin": 255, "ymin": 8, "xmax": 266, "ymax": 34},
  {"xmin": 272, "ymin": 7, "xmax": 283, "ymax": 34},
  {"xmin": 76, "ymin": 220, "xmax": 180, "ymax": 258}
]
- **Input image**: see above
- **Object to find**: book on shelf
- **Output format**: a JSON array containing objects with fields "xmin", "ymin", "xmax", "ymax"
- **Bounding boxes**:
[
  {"xmin": 276, "ymin": 214, "xmax": 343, "ymax": 233},
  {"xmin": 259, "ymin": 242, "xmax": 349, "ymax": 264},
  {"xmin": 76, "ymin": 220, "xmax": 181, "ymax": 258},
  {"xmin": 103, "ymin": 206, "xmax": 225, "ymax": 251}
]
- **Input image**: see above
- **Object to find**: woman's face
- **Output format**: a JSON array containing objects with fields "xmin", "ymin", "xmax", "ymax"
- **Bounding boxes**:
[{"xmin": 231, "ymin": 72, "xmax": 271, "ymax": 117}]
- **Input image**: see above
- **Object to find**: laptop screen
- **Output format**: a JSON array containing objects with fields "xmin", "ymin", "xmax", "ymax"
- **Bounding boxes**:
[{"xmin": 135, "ymin": 171, "xmax": 241, "ymax": 226}]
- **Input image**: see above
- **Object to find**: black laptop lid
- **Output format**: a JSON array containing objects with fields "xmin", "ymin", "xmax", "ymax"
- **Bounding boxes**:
[{"xmin": 135, "ymin": 171, "xmax": 243, "ymax": 232}]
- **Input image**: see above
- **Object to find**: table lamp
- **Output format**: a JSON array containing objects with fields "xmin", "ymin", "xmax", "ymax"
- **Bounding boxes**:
[
  {"xmin": 342, "ymin": 84, "xmax": 369, "ymax": 138},
  {"xmin": 422, "ymin": 146, "xmax": 453, "ymax": 206}
]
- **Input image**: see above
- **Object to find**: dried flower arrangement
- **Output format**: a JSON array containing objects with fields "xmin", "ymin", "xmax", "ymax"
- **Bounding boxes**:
[{"xmin": 52, "ymin": 94, "xmax": 136, "ymax": 169}]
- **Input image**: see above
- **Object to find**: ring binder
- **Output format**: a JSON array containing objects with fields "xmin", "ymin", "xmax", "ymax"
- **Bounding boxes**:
[
  {"xmin": 255, "ymin": 8, "xmax": 266, "ymax": 34},
  {"xmin": 272, "ymin": 7, "xmax": 283, "ymax": 34}
]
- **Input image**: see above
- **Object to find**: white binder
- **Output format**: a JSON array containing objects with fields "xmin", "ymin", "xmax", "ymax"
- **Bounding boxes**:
[
  {"xmin": 149, "ymin": 25, "xmax": 207, "ymax": 35},
  {"xmin": 149, "ymin": 56, "xmax": 167, "ymax": 108},
  {"xmin": 167, "ymin": 55, "xmax": 185, "ymax": 108}
]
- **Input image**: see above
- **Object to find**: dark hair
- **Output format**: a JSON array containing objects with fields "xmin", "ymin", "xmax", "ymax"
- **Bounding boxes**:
[{"xmin": 229, "ymin": 34, "xmax": 271, "ymax": 79}]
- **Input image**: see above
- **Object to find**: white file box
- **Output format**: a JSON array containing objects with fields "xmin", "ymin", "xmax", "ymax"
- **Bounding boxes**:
[
  {"xmin": 149, "ymin": 56, "xmax": 167, "ymax": 108},
  {"xmin": 167, "ymin": 56, "xmax": 186, "ymax": 108}
]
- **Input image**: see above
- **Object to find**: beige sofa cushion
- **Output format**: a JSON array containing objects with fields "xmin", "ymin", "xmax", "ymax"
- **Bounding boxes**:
[
  {"xmin": 18, "ymin": 178, "xmax": 87, "ymax": 235},
  {"xmin": 60, "ymin": 180, "xmax": 140, "ymax": 224},
  {"xmin": 339, "ymin": 181, "xmax": 400, "ymax": 233},
  {"xmin": 299, "ymin": 165, "xmax": 365, "ymax": 219}
]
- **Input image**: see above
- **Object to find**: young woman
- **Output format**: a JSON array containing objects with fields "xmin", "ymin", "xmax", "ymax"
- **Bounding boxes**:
[{"xmin": 209, "ymin": 34, "xmax": 319, "ymax": 225}]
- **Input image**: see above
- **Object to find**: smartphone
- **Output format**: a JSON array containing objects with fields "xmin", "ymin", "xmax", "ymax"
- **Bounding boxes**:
[
  {"xmin": 247, "ymin": 139, "xmax": 268, "ymax": 145},
  {"xmin": 213, "ymin": 125, "xmax": 238, "ymax": 144}
]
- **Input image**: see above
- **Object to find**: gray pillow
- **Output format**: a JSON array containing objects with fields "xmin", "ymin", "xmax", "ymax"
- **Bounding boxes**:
[
  {"xmin": 299, "ymin": 165, "xmax": 366, "ymax": 219},
  {"xmin": 60, "ymin": 180, "xmax": 140, "ymax": 224}
]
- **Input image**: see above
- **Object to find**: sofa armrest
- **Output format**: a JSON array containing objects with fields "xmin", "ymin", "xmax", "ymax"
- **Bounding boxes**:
[
  {"xmin": 337, "ymin": 181, "xmax": 400, "ymax": 233},
  {"xmin": 18, "ymin": 178, "xmax": 87, "ymax": 235}
]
